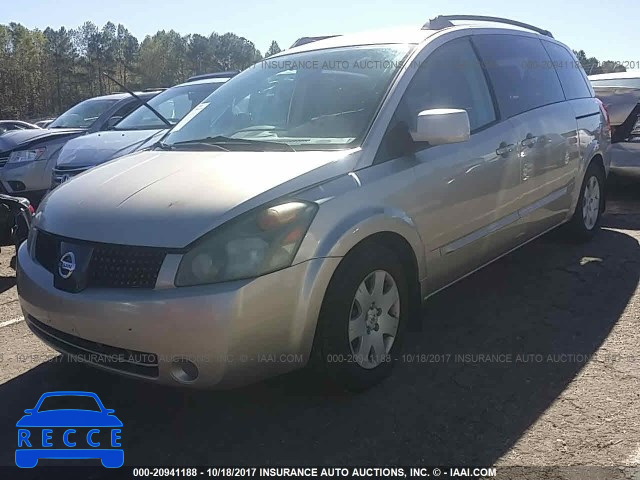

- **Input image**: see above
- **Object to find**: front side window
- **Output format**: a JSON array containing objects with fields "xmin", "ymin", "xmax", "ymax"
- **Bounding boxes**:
[
  {"xmin": 49, "ymin": 98, "xmax": 119, "ymax": 129},
  {"xmin": 473, "ymin": 34, "xmax": 565, "ymax": 118},
  {"xmin": 395, "ymin": 37, "xmax": 497, "ymax": 133},
  {"xmin": 115, "ymin": 82, "xmax": 225, "ymax": 130},
  {"xmin": 162, "ymin": 45, "xmax": 412, "ymax": 151},
  {"xmin": 375, "ymin": 38, "xmax": 496, "ymax": 163}
]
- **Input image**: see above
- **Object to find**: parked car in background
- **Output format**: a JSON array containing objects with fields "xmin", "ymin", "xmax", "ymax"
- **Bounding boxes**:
[
  {"xmin": 0, "ymin": 90, "xmax": 161, "ymax": 205},
  {"xmin": 19, "ymin": 16, "xmax": 609, "ymax": 391},
  {"xmin": 33, "ymin": 119, "xmax": 56, "ymax": 129},
  {"xmin": 0, "ymin": 121, "xmax": 40, "ymax": 135},
  {"xmin": 52, "ymin": 74, "xmax": 236, "ymax": 187},
  {"xmin": 590, "ymin": 72, "xmax": 640, "ymax": 178}
]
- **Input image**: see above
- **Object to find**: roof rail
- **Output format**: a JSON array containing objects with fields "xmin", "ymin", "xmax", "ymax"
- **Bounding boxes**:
[
  {"xmin": 142, "ymin": 87, "xmax": 167, "ymax": 92},
  {"xmin": 290, "ymin": 35, "xmax": 340, "ymax": 49},
  {"xmin": 422, "ymin": 15, "xmax": 553, "ymax": 38},
  {"xmin": 186, "ymin": 71, "xmax": 240, "ymax": 82}
]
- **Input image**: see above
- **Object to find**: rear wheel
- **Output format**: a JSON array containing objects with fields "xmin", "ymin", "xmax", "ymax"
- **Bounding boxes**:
[
  {"xmin": 565, "ymin": 162, "xmax": 605, "ymax": 241},
  {"xmin": 313, "ymin": 243, "xmax": 409, "ymax": 391}
]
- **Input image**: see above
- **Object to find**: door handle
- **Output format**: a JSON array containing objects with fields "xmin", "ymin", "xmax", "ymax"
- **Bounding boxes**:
[
  {"xmin": 521, "ymin": 134, "xmax": 538, "ymax": 148},
  {"xmin": 496, "ymin": 142, "xmax": 515, "ymax": 156}
]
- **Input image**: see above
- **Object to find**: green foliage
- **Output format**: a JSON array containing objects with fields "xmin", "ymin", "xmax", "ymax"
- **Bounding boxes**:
[
  {"xmin": 265, "ymin": 41, "xmax": 282, "ymax": 58},
  {"xmin": 0, "ymin": 22, "xmax": 266, "ymax": 120},
  {"xmin": 572, "ymin": 49, "xmax": 626, "ymax": 75}
]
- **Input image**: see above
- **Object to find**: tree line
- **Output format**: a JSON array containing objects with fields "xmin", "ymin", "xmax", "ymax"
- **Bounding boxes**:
[
  {"xmin": 0, "ymin": 21, "xmax": 283, "ymax": 120},
  {"xmin": 0, "ymin": 21, "xmax": 625, "ymax": 121}
]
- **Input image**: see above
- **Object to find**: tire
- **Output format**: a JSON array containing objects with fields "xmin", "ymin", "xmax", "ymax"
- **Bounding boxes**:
[
  {"xmin": 565, "ymin": 161, "xmax": 605, "ymax": 242},
  {"xmin": 312, "ymin": 243, "xmax": 410, "ymax": 391}
]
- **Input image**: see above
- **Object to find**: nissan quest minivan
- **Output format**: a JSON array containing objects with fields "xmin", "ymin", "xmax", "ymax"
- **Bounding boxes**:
[{"xmin": 18, "ymin": 16, "xmax": 611, "ymax": 390}]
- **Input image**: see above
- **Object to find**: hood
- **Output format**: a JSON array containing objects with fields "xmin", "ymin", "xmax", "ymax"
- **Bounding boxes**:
[
  {"xmin": 593, "ymin": 86, "xmax": 640, "ymax": 126},
  {"xmin": 0, "ymin": 128, "xmax": 84, "ymax": 153},
  {"xmin": 57, "ymin": 129, "xmax": 166, "ymax": 167},
  {"xmin": 16, "ymin": 410, "xmax": 123, "ymax": 427},
  {"xmin": 37, "ymin": 149, "xmax": 360, "ymax": 248}
]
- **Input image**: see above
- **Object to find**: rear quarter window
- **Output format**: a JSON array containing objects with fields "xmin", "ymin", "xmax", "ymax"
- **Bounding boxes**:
[{"xmin": 542, "ymin": 41, "xmax": 592, "ymax": 100}]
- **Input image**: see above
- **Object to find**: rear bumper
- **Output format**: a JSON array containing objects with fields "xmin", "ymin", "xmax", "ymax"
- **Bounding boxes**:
[{"xmin": 609, "ymin": 141, "xmax": 640, "ymax": 178}]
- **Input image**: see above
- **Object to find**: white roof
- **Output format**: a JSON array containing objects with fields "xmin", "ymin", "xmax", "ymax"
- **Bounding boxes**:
[{"xmin": 589, "ymin": 72, "xmax": 640, "ymax": 80}]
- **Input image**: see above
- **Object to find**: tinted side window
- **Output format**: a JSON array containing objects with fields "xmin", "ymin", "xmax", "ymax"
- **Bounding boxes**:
[
  {"xmin": 398, "ymin": 37, "xmax": 496, "ymax": 132},
  {"xmin": 375, "ymin": 38, "xmax": 496, "ymax": 162},
  {"xmin": 543, "ymin": 41, "xmax": 592, "ymax": 99},
  {"xmin": 473, "ymin": 34, "xmax": 565, "ymax": 118}
]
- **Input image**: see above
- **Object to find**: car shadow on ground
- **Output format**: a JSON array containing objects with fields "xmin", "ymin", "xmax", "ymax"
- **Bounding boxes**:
[
  {"xmin": 0, "ymin": 274, "xmax": 16, "ymax": 295},
  {"xmin": 1, "ymin": 215, "xmax": 638, "ymax": 470}
]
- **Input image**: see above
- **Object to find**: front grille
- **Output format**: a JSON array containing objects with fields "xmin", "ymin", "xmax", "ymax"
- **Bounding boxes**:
[
  {"xmin": 34, "ymin": 230, "xmax": 166, "ymax": 289},
  {"xmin": 51, "ymin": 165, "xmax": 88, "ymax": 187},
  {"xmin": 34, "ymin": 230, "xmax": 59, "ymax": 273},
  {"xmin": 27, "ymin": 315, "xmax": 159, "ymax": 378},
  {"xmin": 0, "ymin": 153, "xmax": 9, "ymax": 168},
  {"xmin": 90, "ymin": 244, "xmax": 167, "ymax": 288}
]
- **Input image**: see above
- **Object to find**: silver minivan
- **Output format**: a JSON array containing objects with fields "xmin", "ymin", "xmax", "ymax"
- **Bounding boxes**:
[{"xmin": 18, "ymin": 16, "xmax": 611, "ymax": 390}]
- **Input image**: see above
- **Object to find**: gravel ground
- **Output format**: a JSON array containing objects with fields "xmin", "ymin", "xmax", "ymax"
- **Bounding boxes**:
[{"xmin": 0, "ymin": 180, "xmax": 638, "ymax": 478}]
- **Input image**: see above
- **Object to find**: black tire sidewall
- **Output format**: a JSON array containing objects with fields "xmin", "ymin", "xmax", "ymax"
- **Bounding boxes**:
[{"xmin": 316, "ymin": 244, "xmax": 410, "ymax": 391}]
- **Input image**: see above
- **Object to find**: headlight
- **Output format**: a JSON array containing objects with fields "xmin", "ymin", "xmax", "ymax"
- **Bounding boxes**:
[
  {"xmin": 175, "ymin": 201, "xmax": 318, "ymax": 286},
  {"xmin": 8, "ymin": 148, "xmax": 46, "ymax": 164}
]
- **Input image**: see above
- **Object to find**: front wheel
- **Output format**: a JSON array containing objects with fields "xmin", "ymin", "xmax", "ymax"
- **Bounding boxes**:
[
  {"xmin": 565, "ymin": 162, "xmax": 605, "ymax": 241},
  {"xmin": 313, "ymin": 243, "xmax": 410, "ymax": 391}
]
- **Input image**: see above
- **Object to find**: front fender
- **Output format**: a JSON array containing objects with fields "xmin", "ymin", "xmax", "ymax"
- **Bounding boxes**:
[{"xmin": 295, "ymin": 204, "xmax": 427, "ymax": 282}]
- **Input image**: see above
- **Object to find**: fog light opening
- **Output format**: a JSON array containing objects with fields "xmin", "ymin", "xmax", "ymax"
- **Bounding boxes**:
[{"xmin": 170, "ymin": 359, "xmax": 199, "ymax": 383}]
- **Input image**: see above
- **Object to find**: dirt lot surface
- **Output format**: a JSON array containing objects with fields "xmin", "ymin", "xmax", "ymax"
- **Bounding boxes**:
[{"xmin": 0, "ymin": 181, "xmax": 638, "ymax": 479}]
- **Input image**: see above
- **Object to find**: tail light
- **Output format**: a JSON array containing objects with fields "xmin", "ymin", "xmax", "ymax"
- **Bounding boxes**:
[
  {"xmin": 28, "ymin": 205, "xmax": 35, "ymax": 215},
  {"xmin": 595, "ymin": 98, "xmax": 611, "ymax": 135}
]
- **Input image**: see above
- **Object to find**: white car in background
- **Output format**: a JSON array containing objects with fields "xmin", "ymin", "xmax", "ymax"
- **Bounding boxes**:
[{"xmin": 590, "ymin": 72, "xmax": 640, "ymax": 178}]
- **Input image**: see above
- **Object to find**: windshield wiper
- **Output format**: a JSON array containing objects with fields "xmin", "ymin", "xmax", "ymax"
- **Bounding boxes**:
[
  {"xmin": 169, "ymin": 136, "xmax": 296, "ymax": 152},
  {"xmin": 103, "ymin": 72, "xmax": 172, "ymax": 128},
  {"xmin": 156, "ymin": 140, "xmax": 228, "ymax": 152}
]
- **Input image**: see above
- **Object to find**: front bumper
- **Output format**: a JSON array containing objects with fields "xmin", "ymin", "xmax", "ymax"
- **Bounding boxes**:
[
  {"xmin": 17, "ymin": 243, "xmax": 340, "ymax": 388},
  {"xmin": 609, "ymin": 141, "xmax": 640, "ymax": 178},
  {"xmin": 0, "ymin": 160, "xmax": 50, "ymax": 203}
]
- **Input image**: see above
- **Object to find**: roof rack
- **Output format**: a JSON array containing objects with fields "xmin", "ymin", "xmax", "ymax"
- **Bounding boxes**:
[
  {"xmin": 290, "ymin": 35, "xmax": 340, "ymax": 49},
  {"xmin": 186, "ymin": 71, "xmax": 240, "ymax": 82},
  {"xmin": 422, "ymin": 15, "xmax": 553, "ymax": 38}
]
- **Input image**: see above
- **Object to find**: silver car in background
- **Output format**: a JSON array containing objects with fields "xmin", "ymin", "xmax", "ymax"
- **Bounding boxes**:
[
  {"xmin": 590, "ymin": 72, "xmax": 640, "ymax": 178},
  {"xmin": 18, "ymin": 16, "xmax": 610, "ymax": 390},
  {"xmin": 52, "ymin": 74, "xmax": 236, "ymax": 187},
  {"xmin": 0, "ymin": 91, "xmax": 161, "ymax": 205}
]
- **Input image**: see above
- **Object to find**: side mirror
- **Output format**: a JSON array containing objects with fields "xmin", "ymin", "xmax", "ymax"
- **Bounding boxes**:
[
  {"xmin": 410, "ymin": 109, "xmax": 470, "ymax": 146},
  {"xmin": 24, "ymin": 409, "xmax": 34, "ymax": 414}
]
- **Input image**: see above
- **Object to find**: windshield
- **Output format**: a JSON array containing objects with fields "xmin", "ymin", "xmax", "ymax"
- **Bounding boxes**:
[
  {"xmin": 591, "ymin": 78, "xmax": 640, "ymax": 89},
  {"xmin": 49, "ymin": 98, "xmax": 118, "ymax": 129},
  {"xmin": 115, "ymin": 82, "xmax": 227, "ymax": 130},
  {"xmin": 163, "ymin": 45, "xmax": 412, "ymax": 151}
]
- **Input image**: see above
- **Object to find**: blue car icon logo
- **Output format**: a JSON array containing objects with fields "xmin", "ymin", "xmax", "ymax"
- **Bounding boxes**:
[{"xmin": 15, "ymin": 391, "xmax": 123, "ymax": 468}]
